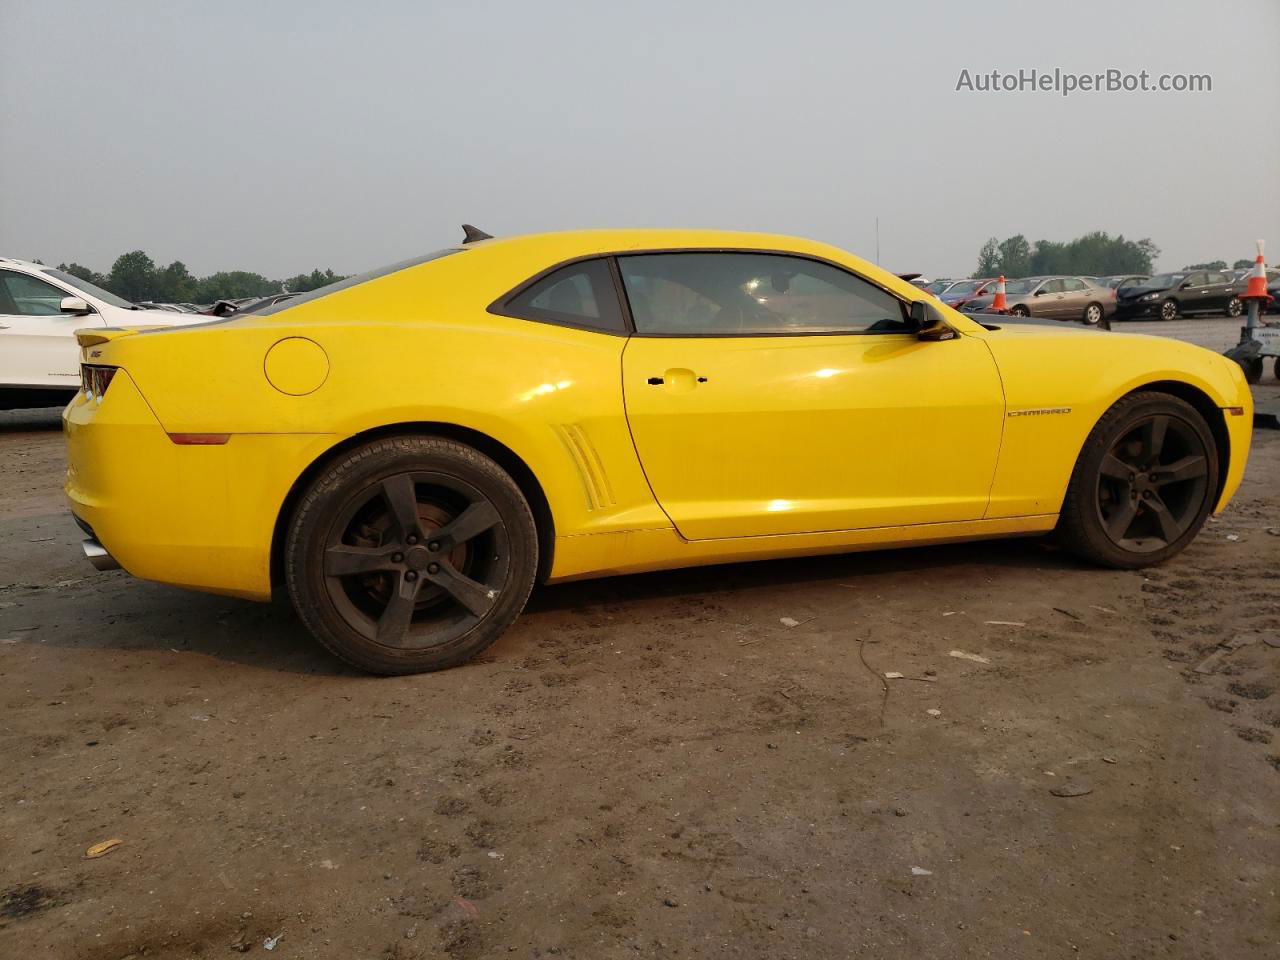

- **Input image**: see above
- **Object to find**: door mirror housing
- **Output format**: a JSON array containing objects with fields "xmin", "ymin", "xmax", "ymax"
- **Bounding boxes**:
[
  {"xmin": 59, "ymin": 296, "xmax": 92, "ymax": 315},
  {"xmin": 910, "ymin": 301, "xmax": 956, "ymax": 341},
  {"xmin": 1179, "ymin": 281, "xmax": 1192, "ymax": 289},
  {"xmin": 1033, "ymin": 288, "xmax": 1048, "ymax": 296}
]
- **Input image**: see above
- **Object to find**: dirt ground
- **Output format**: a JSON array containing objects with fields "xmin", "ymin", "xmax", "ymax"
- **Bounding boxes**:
[{"xmin": 2, "ymin": 374, "xmax": 1278, "ymax": 959}]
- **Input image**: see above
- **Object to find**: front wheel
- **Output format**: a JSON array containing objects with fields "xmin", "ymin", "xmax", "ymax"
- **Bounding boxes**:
[
  {"xmin": 1057, "ymin": 392, "xmax": 1218, "ymax": 569},
  {"xmin": 285, "ymin": 436, "xmax": 538, "ymax": 675},
  {"xmin": 1011, "ymin": 304, "xmax": 1030, "ymax": 317},
  {"xmin": 1160, "ymin": 299, "xmax": 1179, "ymax": 321},
  {"xmin": 1225, "ymin": 296, "xmax": 1243, "ymax": 318}
]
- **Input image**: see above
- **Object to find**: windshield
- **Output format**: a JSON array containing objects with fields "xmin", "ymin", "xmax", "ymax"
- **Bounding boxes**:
[
  {"xmin": 943, "ymin": 280, "xmax": 983, "ymax": 296},
  {"xmin": 1004, "ymin": 278, "xmax": 1040, "ymax": 294},
  {"xmin": 922, "ymin": 280, "xmax": 951, "ymax": 294},
  {"xmin": 1146, "ymin": 273, "xmax": 1185, "ymax": 287},
  {"xmin": 44, "ymin": 268, "xmax": 138, "ymax": 309}
]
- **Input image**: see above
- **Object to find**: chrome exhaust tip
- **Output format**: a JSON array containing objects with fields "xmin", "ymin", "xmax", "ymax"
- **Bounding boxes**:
[{"xmin": 82, "ymin": 538, "xmax": 120, "ymax": 572}]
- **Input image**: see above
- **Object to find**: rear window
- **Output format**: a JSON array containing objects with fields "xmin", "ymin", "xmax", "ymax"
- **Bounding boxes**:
[{"xmin": 246, "ymin": 248, "xmax": 463, "ymax": 317}]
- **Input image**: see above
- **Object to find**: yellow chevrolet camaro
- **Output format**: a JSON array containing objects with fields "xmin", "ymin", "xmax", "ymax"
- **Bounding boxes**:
[{"xmin": 64, "ymin": 228, "xmax": 1252, "ymax": 674}]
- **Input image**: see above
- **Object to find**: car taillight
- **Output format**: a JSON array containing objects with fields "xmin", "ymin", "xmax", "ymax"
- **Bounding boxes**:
[{"xmin": 81, "ymin": 364, "xmax": 117, "ymax": 401}]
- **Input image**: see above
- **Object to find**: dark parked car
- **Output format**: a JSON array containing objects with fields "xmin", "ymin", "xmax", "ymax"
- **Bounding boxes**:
[
  {"xmin": 1114, "ymin": 270, "xmax": 1243, "ymax": 321},
  {"xmin": 962, "ymin": 275, "xmax": 1114, "ymax": 326},
  {"xmin": 938, "ymin": 277, "xmax": 998, "ymax": 310},
  {"xmin": 1097, "ymin": 274, "xmax": 1149, "ymax": 290}
]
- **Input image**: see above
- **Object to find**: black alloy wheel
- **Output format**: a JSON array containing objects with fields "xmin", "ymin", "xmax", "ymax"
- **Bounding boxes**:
[
  {"xmin": 1094, "ymin": 414, "xmax": 1210, "ymax": 554},
  {"xmin": 322, "ymin": 472, "xmax": 509, "ymax": 646},
  {"xmin": 286, "ymin": 436, "xmax": 538, "ymax": 674},
  {"xmin": 1058, "ymin": 392, "xmax": 1218, "ymax": 569}
]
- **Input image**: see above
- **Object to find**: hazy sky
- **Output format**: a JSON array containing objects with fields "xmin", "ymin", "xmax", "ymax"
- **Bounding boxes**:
[{"xmin": 2, "ymin": 0, "xmax": 1277, "ymax": 279}]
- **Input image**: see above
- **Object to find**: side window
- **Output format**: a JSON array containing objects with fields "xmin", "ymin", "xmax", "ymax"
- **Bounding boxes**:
[
  {"xmin": 0, "ymin": 270, "xmax": 70, "ymax": 316},
  {"xmin": 1041, "ymin": 279, "xmax": 1064, "ymax": 293},
  {"xmin": 1185, "ymin": 273, "xmax": 1206, "ymax": 287},
  {"xmin": 502, "ymin": 259, "xmax": 625, "ymax": 333},
  {"xmin": 1062, "ymin": 278, "xmax": 1087, "ymax": 291},
  {"xmin": 617, "ymin": 252, "xmax": 906, "ymax": 336},
  {"xmin": 1206, "ymin": 272, "xmax": 1228, "ymax": 285}
]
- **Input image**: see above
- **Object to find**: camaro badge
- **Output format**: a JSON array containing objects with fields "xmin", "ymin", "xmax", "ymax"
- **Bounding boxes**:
[{"xmin": 1008, "ymin": 407, "xmax": 1071, "ymax": 417}]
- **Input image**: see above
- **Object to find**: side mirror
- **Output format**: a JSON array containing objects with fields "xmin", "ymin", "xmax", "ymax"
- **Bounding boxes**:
[
  {"xmin": 1033, "ymin": 288, "xmax": 1047, "ymax": 296},
  {"xmin": 911, "ymin": 301, "xmax": 957, "ymax": 341},
  {"xmin": 60, "ymin": 296, "xmax": 92, "ymax": 315},
  {"xmin": 1179, "ymin": 281, "xmax": 1192, "ymax": 289}
]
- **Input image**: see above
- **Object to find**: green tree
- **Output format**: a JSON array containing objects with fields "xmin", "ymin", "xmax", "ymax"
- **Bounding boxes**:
[
  {"xmin": 153, "ymin": 261, "xmax": 197, "ymax": 302},
  {"xmin": 283, "ymin": 268, "xmax": 344, "ymax": 293},
  {"xmin": 1233, "ymin": 258, "xmax": 1253, "ymax": 269},
  {"xmin": 997, "ymin": 234, "xmax": 1032, "ymax": 278},
  {"xmin": 1182, "ymin": 260, "xmax": 1227, "ymax": 271},
  {"xmin": 974, "ymin": 238, "xmax": 1000, "ymax": 277},
  {"xmin": 57, "ymin": 262, "xmax": 106, "ymax": 286},
  {"xmin": 194, "ymin": 271, "xmax": 279, "ymax": 302},
  {"xmin": 106, "ymin": 251, "xmax": 157, "ymax": 302},
  {"xmin": 975, "ymin": 232, "xmax": 1158, "ymax": 279}
]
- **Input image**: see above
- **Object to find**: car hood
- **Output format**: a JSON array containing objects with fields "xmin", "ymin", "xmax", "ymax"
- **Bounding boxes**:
[{"xmin": 1117, "ymin": 284, "xmax": 1171, "ymax": 299}]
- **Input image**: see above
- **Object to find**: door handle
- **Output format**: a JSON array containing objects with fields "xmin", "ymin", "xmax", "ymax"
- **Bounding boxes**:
[{"xmin": 647, "ymin": 374, "xmax": 709, "ymax": 386}]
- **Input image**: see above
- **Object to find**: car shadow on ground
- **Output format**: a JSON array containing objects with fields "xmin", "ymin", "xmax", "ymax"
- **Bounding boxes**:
[
  {"xmin": 526, "ymin": 534, "xmax": 1077, "ymax": 615},
  {"xmin": 0, "ymin": 407, "xmax": 65, "ymax": 433},
  {"xmin": 10, "ymin": 533, "xmax": 1085, "ymax": 677}
]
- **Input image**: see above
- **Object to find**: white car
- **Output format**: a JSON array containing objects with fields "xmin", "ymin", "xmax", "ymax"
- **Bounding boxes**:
[{"xmin": 0, "ymin": 258, "xmax": 206, "ymax": 410}]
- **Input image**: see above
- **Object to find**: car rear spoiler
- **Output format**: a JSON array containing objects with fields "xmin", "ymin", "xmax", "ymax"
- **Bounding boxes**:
[{"xmin": 75, "ymin": 326, "xmax": 168, "ymax": 347}]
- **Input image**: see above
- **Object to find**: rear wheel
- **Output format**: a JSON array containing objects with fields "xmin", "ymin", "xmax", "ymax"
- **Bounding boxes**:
[
  {"xmin": 1083, "ymin": 302, "xmax": 1104, "ymax": 326},
  {"xmin": 1058, "ymin": 393, "xmax": 1217, "ymax": 569},
  {"xmin": 285, "ymin": 436, "xmax": 538, "ymax": 675}
]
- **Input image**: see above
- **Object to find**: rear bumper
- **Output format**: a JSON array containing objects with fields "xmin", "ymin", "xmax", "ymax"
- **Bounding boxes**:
[{"xmin": 63, "ymin": 371, "xmax": 337, "ymax": 601}]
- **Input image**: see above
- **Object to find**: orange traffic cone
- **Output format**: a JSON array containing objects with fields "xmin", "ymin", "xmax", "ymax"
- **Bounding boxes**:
[
  {"xmin": 1241, "ymin": 239, "xmax": 1272, "ymax": 302},
  {"xmin": 991, "ymin": 275, "xmax": 1008, "ymax": 312}
]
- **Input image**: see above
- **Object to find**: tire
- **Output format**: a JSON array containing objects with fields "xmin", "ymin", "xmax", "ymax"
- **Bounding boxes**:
[
  {"xmin": 1011, "ymin": 304, "xmax": 1030, "ymax": 317},
  {"xmin": 1160, "ymin": 299, "xmax": 1178, "ymax": 321},
  {"xmin": 1083, "ymin": 302, "xmax": 1104, "ymax": 326},
  {"xmin": 285, "ymin": 436, "xmax": 538, "ymax": 675},
  {"xmin": 1057, "ymin": 392, "xmax": 1218, "ymax": 569},
  {"xmin": 1240, "ymin": 356, "xmax": 1263, "ymax": 385},
  {"xmin": 1225, "ymin": 296, "xmax": 1243, "ymax": 318}
]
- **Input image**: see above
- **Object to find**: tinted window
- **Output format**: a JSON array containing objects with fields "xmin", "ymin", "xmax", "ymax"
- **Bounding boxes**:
[
  {"xmin": 1185, "ymin": 273, "xmax": 1207, "ymax": 287},
  {"xmin": 618, "ymin": 252, "xmax": 906, "ymax": 336},
  {"xmin": 251, "ymin": 249, "xmax": 463, "ymax": 317},
  {"xmin": 1062, "ymin": 278, "xmax": 1087, "ymax": 291},
  {"xmin": 0, "ymin": 270, "xmax": 72, "ymax": 316},
  {"xmin": 1041, "ymin": 279, "xmax": 1065, "ymax": 293},
  {"xmin": 503, "ymin": 259, "xmax": 625, "ymax": 332},
  {"xmin": 1206, "ymin": 272, "xmax": 1229, "ymax": 284}
]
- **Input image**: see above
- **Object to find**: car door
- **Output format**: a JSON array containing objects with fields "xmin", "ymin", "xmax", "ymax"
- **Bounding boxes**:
[
  {"xmin": 617, "ymin": 251, "xmax": 1005, "ymax": 540},
  {"xmin": 1178, "ymin": 272, "xmax": 1210, "ymax": 313},
  {"xmin": 1203, "ymin": 271, "xmax": 1232, "ymax": 310},
  {"xmin": 0, "ymin": 269, "xmax": 104, "ymax": 389},
  {"xmin": 1033, "ymin": 278, "xmax": 1067, "ymax": 318},
  {"xmin": 1059, "ymin": 277, "xmax": 1091, "ymax": 319}
]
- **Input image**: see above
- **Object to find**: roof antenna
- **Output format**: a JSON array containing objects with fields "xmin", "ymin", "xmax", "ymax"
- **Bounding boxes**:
[{"xmin": 461, "ymin": 224, "xmax": 493, "ymax": 244}]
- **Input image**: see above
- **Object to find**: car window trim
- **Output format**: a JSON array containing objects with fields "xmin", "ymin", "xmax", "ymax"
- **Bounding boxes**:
[{"xmin": 489, "ymin": 248, "xmax": 918, "ymax": 340}]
